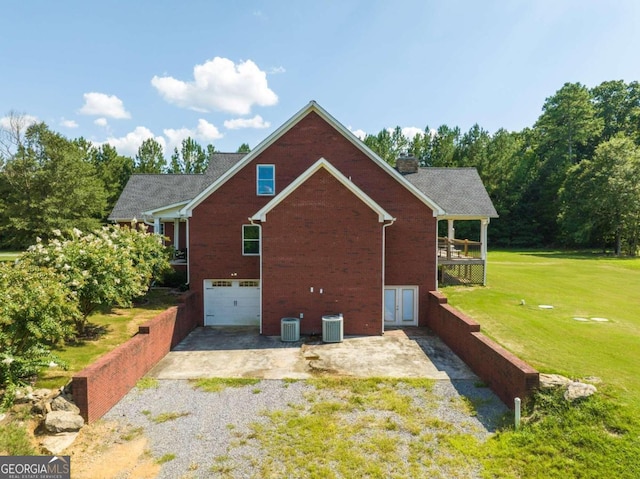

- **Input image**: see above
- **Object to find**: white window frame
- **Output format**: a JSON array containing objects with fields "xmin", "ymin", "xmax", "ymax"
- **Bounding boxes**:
[
  {"xmin": 242, "ymin": 224, "xmax": 260, "ymax": 256},
  {"xmin": 257, "ymin": 164, "xmax": 275, "ymax": 196}
]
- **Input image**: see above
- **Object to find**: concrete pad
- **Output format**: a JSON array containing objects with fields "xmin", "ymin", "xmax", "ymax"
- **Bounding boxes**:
[{"xmin": 147, "ymin": 326, "xmax": 477, "ymax": 381}]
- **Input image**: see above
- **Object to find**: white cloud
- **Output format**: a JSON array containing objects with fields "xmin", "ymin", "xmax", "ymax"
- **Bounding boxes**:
[
  {"xmin": 348, "ymin": 126, "xmax": 367, "ymax": 140},
  {"xmin": 105, "ymin": 126, "xmax": 165, "ymax": 157},
  {"xmin": 224, "ymin": 115, "xmax": 270, "ymax": 130},
  {"xmin": 60, "ymin": 119, "xmax": 78, "ymax": 128},
  {"xmin": 163, "ymin": 119, "xmax": 224, "ymax": 152},
  {"xmin": 94, "ymin": 118, "xmax": 108, "ymax": 127},
  {"xmin": 385, "ymin": 126, "xmax": 427, "ymax": 141},
  {"xmin": 195, "ymin": 119, "xmax": 223, "ymax": 140},
  {"xmin": 400, "ymin": 127, "xmax": 423, "ymax": 141},
  {"xmin": 268, "ymin": 66, "xmax": 286, "ymax": 74},
  {"xmin": 79, "ymin": 92, "xmax": 131, "ymax": 119},
  {"xmin": 151, "ymin": 57, "xmax": 278, "ymax": 115}
]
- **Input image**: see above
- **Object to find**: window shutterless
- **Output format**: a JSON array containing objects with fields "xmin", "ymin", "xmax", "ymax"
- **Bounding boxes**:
[{"xmin": 257, "ymin": 164, "xmax": 275, "ymax": 195}]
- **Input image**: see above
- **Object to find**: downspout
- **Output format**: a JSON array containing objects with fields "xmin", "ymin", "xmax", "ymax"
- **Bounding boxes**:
[
  {"xmin": 249, "ymin": 217, "xmax": 263, "ymax": 335},
  {"xmin": 185, "ymin": 216, "xmax": 190, "ymax": 286},
  {"xmin": 382, "ymin": 217, "xmax": 396, "ymax": 334},
  {"xmin": 481, "ymin": 218, "xmax": 489, "ymax": 285}
]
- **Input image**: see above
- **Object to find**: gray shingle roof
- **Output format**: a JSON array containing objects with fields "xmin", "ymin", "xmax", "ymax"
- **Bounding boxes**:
[
  {"xmin": 110, "ymin": 154, "xmax": 497, "ymax": 221},
  {"xmin": 402, "ymin": 168, "xmax": 498, "ymax": 218},
  {"xmin": 108, "ymin": 153, "xmax": 245, "ymax": 220}
]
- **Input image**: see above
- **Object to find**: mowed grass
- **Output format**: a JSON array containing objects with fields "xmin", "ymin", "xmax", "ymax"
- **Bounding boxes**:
[
  {"xmin": 37, "ymin": 289, "xmax": 179, "ymax": 389},
  {"xmin": 0, "ymin": 250, "xmax": 21, "ymax": 262},
  {"xmin": 442, "ymin": 250, "xmax": 640, "ymax": 414}
]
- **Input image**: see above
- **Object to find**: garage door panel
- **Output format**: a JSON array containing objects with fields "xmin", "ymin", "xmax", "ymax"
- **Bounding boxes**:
[{"xmin": 204, "ymin": 280, "xmax": 260, "ymax": 326}]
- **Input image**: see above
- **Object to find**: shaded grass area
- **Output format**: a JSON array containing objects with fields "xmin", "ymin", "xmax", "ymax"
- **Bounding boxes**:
[{"xmin": 37, "ymin": 289, "xmax": 179, "ymax": 389}]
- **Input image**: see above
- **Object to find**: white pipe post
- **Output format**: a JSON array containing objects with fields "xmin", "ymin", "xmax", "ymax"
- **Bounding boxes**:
[{"xmin": 514, "ymin": 397, "xmax": 521, "ymax": 430}]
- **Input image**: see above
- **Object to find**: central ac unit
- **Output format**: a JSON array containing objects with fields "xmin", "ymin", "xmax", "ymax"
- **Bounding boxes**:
[
  {"xmin": 281, "ymin": 317, "xmax": 300, "ymax": 342},
  {"xmin": 322, "ymin": 314, "xmax": 343, "ymax": 343}
]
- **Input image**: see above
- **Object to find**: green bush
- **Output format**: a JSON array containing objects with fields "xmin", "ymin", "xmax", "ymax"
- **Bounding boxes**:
[
  {"xmin": 21, "ymin": 224, "xmax": 171, "ymax": 335},
  {"xmin": 0, "ymin": 262, "xmax": 74, "ymax": 391}
]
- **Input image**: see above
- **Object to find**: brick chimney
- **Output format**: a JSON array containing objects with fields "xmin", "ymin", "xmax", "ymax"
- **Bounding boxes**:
[{"xmin": 396, "ymin": 153, "xmax": 419, "ymax": 174}]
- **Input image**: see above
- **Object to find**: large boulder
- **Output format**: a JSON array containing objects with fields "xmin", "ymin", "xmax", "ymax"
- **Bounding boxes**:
[
  {"xmin": 539, "ymin": 373, "xmax": 598, "ymax": 402},
  {"xmin": 41, "ymin": 432, "xmax": 79, "ymax": 455},
  {"xmin": 44, "ymin": 411, "xmax": 84, "ymax": 433},
  {"xmin": 50, "ymin": 395, "xmax": 81, "ymax": 414},
  {"xmin": 565, "ymin": 382, "xmax": 597, "ymax": 401}
]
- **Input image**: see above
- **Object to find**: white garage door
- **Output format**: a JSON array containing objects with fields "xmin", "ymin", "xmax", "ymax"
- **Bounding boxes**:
[{"xmin": 204, "ymin": 280, "xmax": 260, "ymax": 326}]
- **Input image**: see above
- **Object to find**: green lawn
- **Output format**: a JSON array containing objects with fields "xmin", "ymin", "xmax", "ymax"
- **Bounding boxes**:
[
  {"xmin": 37, "ymin": 289, "xmax": 179, "ymax": 389},
  {"xmin": 442, "ymin": 250, "xmax": 640, "ymax": 415}
]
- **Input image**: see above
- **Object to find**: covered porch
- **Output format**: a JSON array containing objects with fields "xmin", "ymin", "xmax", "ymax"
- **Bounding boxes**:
[
  {"xmin": 143, "ymin": 203, "xmax": 189, "ymax": 266},
  {"xmin": 437, "ymin": 218, "xmax": 490, "ymax": 286}
]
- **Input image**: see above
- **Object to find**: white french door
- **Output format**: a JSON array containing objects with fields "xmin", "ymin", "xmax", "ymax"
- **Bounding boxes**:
[{"xmin": 384, "ymin": 286, "xmax": 418, "ymax": 327}]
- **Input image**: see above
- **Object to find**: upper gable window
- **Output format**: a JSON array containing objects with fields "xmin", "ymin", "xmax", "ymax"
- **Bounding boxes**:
[{"xmin": 257, "ymin": 165, "xmax": 275, "ymax": 196}]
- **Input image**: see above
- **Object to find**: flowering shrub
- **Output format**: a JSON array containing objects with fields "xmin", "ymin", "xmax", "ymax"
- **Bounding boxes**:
[
  {"xmin": 21, "ymin": 224, "xmax": 171, "ymax": 335},
  {"xmin": 0, "ymin": 262, "xmax": 76, "ymax": 389}
]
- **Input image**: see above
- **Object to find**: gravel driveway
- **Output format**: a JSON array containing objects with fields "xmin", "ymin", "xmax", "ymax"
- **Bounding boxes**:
[{"xmin": 105, "ymin": 378, "xmax": 508, "ymax": 478}]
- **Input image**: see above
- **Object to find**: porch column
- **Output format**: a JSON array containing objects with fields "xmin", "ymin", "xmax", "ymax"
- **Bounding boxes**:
[
  {"xmin": 447, "ymin": 219, "xmax": 455, "ymax": 241},
  {"xmin": 173, "ymin": 219, "xmax": 180, "ymax": 249},
  {"xmin": 481, "ymin": 219, "xmax": 489, "ymax": 285},
  {"xmin": 154, "ymin": 217, "xmax": 164, "ymax": 245},
  {"xmin": 447, "ymin": 220, "xmax": 455, "ymax": 259}
]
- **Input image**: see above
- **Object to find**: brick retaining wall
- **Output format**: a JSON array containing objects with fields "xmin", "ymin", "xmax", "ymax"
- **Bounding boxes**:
[
  {"xmin": 72, "ymin": 291, "xmax": 199, "ymax": 423},
  {"xmin": 427, "ymin": 291, "xmax": 539, "ymax": 407}
]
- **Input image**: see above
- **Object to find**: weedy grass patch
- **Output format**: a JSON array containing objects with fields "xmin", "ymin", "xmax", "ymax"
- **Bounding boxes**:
[
  {"xmin": 248, "ymin": 377, "xmax": 484, "ymax": 479},
  {"xmin": 0, "ymin": 423, "xmax": 36, "ymax": 455},
  {"xmin": 191, "ymin": 377, "xmax": 261, "ymax": 393}
]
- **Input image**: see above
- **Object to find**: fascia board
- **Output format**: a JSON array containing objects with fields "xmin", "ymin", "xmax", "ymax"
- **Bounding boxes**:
[
  {"xmin": 181, "ymin": 100, "xmax": 444, "ymax": 217},
  {"xmin": 144, "ymin": 201, "xmax": 190, "ymax": 218},
  {"xmin": 251, "ymin": 158, "xmax": 394, "ymax": 223},
  {"xmin": 438, "ymin": 214, "xmax": 498, "ymax": 221},
  {"xmin": 181, "ymin": 101, "xmax": 321, "ymax": 216},
  {"xmin": 310, "ymin": 104, "xmax": 445, "ymax": 217}
]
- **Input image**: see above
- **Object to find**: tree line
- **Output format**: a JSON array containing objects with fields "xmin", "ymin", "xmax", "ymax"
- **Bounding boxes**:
[
  {"xmin": 364, "ymin": 80, "xmax": 640, "ymax": 255},
  {"xmin": 1, "ymin": 79, "xmax": 639, "ymax": 254},
  {"xmin": 0, "ymin": 118, "xmax": 234, "ymax": 249}
]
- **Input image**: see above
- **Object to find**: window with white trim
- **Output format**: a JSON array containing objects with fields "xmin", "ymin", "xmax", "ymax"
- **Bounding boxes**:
[
  {"xmin": 243, "ymin": 225, "xmax": 260, "ymax": 256},
  {"xmin": 257, "ymin": 164, "xmax": 275, "ymax": 195}
]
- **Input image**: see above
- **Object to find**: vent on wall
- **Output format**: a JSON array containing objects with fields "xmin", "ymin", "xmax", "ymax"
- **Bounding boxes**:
[{"xmin": 322, "ymin": 314, "xmax": 343, "ymax": 343}]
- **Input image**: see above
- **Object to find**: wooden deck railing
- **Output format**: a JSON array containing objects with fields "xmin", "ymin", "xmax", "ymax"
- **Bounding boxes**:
[{"xmin": 437, "ymin": 237, "xmax": 482, "ymax": 260}]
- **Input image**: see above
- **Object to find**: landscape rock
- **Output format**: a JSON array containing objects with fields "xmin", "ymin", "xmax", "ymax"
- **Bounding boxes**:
[
  {"xmin": 51, "ymin": 395, "xmax": 81, "ymax": 414},
  {"xmin": 539, "ymin": 373, "xmax": 573, "ymax": 389},
  {"xmin": 32, "ymin": 388, "xmax": 52, "ymax": 400},
  {"xmin": 44, "ymin": 410, "xmax": 85, "ymax": 433},
  {"xmin": 564, "ymin": 382, "xmax": 597, "ymax": 401},
  {"xmin": 13, "ymin": 386, "xmax": 33, "ymax": 404},
  {"xmin": 41, "ymin": 432, "xmax": 79, "ymax": 455},
  {"xmin": 31, "ymin": 400, "xmax": 52, "ymax": 416}
]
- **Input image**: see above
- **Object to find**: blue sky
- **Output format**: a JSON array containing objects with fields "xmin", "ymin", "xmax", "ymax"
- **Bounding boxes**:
[{"xmin": 2, "ymin": 1, "xmax": 639, "ymax": 156}]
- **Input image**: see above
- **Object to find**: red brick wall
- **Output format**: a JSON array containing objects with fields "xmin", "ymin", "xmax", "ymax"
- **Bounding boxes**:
[
  {"xmin": 426, "ymin": 291, "xmax": 539, "ymax": 407},
  {"xmin": 188, "ymin": 111, "xmax": 437, "ymax": 331},
  {"xmin": 71, "ymin": 291, "xmax": 199, "ymax": 423},
  {"xmin": 261, "ymin": 168, "xmax": 384, "ymax": 335}
]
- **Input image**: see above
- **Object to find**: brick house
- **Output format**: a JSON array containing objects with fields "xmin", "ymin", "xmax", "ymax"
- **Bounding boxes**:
[{"xmin": 109, "ymin": 101, "xmax": 497, "ymax": 336}]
